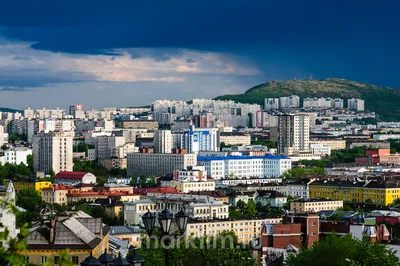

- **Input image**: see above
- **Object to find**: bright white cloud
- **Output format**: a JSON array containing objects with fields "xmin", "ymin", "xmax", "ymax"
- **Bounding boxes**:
[{"xmin": 0, "ymin": 39, "xmax": 259, "ymax": 85}]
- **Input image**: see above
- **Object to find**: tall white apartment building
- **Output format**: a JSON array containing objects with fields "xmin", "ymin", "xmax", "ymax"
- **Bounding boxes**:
[
  {"xmin": 182, "ymin": 126, "xmax": 220, "ymax": 153},
  {"xmin": 255, "ymin": 112, "xmax": 278, "ymax": 128},
  {"xmin": 278, "ymin": 114, "xmax": 310, "ymax": 156},
  {"xmin": 69, "ymin": 104, "xmax": 83, "ymax": 116},
  {"xmin": 154, "ymin": 130, "xmax": 173, "ymax": 153},
  {"xmin": 303, "ymin": 97, "xmax": 343, "ymax": 109},
  {"xmin": 0, "ymin": 181, "xmax": 19, "ymax": 248},
  {"xmin": 33, "ymin": 131, "xmax": 73, "ymax": 174},
  {"xmin": 0, "ymin": 125, "xmax": 4, "ymax": 144},
  {"xmin": 348, "ymin": 98, "xmax": 365, "ymax": 111},
  {"xmin": 197, "ymin": 154, "xmax": 291, "ymax": 179},
  {"xmin": 36, "ymin": 108, "xmax": 65, "ymax": 119},
  {"xmin": 23, "ymin": 107, "xmax": 35, "ymax": 119},
  {"xmin": 264, "ymin": 98, "xmax": 279, "ymax": 111},
  {"xmin": 151, "ymin": 100, "xmax": 191, "ymax": 123},
  {"xmin": 333, "ymin": 98, "xmax": 344, "ymax": 109},
  {"xmin": 127, "ymin": 153, "xmax": 197, "ymax": 177},
  {"xmin": 3, "ymin": 147, "xmax": 32, "ymax": 165},
  {"xmin": 95, "ymin": 135, "xmax": 126, "ymax": 163},
  {"xmin": 279, "ymin": 95, "xmax": 300, "ymax": 108}
]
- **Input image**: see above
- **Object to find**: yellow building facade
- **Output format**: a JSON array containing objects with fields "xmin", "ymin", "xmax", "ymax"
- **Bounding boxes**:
[
  {"xmin": 310, "ymin": 180, "xmax": 400, "ymax": 206},
  {"xmin": 21, "ymin": 215, "xmax": 109, "ymax": 266},
  {"xmin": 180, "ymin": 217, "xmax": 282, "ymax": 244},
  {"xmin": 5, "ymin": 179, "xmax": 51, "ymax": 192}
]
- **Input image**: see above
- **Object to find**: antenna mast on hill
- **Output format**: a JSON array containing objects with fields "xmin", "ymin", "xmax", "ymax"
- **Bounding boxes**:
[{"xmin": 309, "ymin": 74, "xmax": 313, "ymax": 80}]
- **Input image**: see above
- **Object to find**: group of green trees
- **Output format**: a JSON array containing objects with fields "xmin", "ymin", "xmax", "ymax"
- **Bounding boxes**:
[
  {"xmin": 293, "ymin": 146, "xmax": 368, "ymax": 171},
  {"xmin": 130, "ymin": 175, "xmax": 157, "ymax": 188},
  {"xmin": 389, "ymin": 139, "xmax": 400, "ymax": 154},
  {"xmin": 131, "ymin": 231, "xmax": 257, "ymax": 266},
  {"xmin": 281, "ymin": 166, "xmax": 325, "ymax": 179},
  {"xmin": 286, "ymin": 234, "xmax": 400, "ymax": 266},
  {"xmin": 0, "ymin": 157, "xmax": 33, "ymax": 185},
  {"xmin": 229, "ymin": 199, "xmax": 257, "ymax": 219},
  {"xmin": 250, "ymin": 139, "xmax": 277, "ymax": 148},
  {"xmin": 229, "ymin": 199, "xmax": 285, "ymax": 219}
]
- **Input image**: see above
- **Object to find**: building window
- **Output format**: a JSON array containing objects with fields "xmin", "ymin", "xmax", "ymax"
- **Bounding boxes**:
[
  {"xmin": 54, "ymin": 256, "xmax": 60, "ymax": 264},
  {"xmin": 41, "ymin": 256, "xmax": 47, "ymax": 264},
  {"xmin": 72, "ymin": 256, "xmax": 79, "ymax": 264},
  {"xmin": 311, "ymin": 222, "xmax": 317, "ymax": 226},
  {"xmin": 311, "ymin": 232, "xmax": 316, "ymax": 236}
]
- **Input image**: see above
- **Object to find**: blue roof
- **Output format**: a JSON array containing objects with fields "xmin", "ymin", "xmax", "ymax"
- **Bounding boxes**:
[{"xmin": 197, "ymin": 154, "xmax": 288, "ymax": 161}]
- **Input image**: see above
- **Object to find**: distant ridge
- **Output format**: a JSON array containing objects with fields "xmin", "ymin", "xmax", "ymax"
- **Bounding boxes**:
[
  {"xmin": 0, "ymin": 107, "xmax": 22, "ymax": 113},
  {"xmin": 214, "ymin": 78, "xmax": 400, "ymax": 121}
]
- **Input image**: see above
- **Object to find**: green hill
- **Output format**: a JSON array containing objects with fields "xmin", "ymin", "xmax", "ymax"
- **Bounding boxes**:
[
  {"xmin": 0, "ymin": 107, "xmax": 22, "ymax": 113},
  {"xmin": 214, "ymin": 78, "xmax": 400, "ymax": 121}
]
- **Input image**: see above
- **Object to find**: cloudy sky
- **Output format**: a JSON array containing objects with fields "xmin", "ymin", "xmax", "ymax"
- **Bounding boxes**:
[{"xmin": 0, "ymin": 0, "xmax": 399, "ymax": 109}]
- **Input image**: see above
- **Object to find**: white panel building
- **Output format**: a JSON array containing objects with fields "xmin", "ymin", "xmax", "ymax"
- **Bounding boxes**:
[
  {"xmin": 182, "ymin": 126, "xmax": 220, "ymax": 153},
  {"xmin": 348, "ymin": 98, "xmax": 365, "ymax": 111},
  {"xmin": 0, "ymin": 181, "xmax": 19, "ymax": 248},
  {"xmin": 33, "ymin": 131, "xmax": 73, "ymax": 174},
  {"xmin": 3, "ymin": 147, "xmax": 32, "ymax": 165},
  {"xmin": 197, "ymin": 154, "xmax": 291, "ymax": 180},
  {"xmin": 154, "ymin": 130, "xmax": 173, "ymax": 153}
]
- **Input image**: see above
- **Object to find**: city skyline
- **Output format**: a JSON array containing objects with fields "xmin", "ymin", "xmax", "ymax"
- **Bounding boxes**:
[{"xmin": 0, "ymin": 0, "xmax": 400, "ymax": 109}]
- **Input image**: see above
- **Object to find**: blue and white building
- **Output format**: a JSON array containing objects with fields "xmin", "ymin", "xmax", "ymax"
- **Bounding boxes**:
[
  {"xmin": 197, "ymin": 154, "xmax": 291, "ymax": 180},
  {"xmin": 182, "ymin": 126, "xmax": 220, "ymax": 153}
]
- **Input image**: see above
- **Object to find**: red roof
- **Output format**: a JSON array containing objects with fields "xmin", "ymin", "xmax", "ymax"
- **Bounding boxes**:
[{"xmin": 55, "ymin": 171, "xmax": 89, "ymax": 179}]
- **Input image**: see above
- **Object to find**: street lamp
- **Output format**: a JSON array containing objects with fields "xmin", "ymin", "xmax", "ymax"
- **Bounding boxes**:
[
  {"xmin": 142, "ymin": 210, "xmax": 156, "ymax": 236},
  {"xmin": 81, "ymin": 252, "xmax": 101, "ymax": 266},
  {"xmin": 98, "ymin": 249, "xmax": 114, "ymax": 266},
  {"xmin": 109, "ymin": 253, "xmax": 131, "ymax": 266},
  {"xmin": 175, "ymin": 209, "xmax": 189, "ymax": 235},
  {"xmin": 128, "ymin": 247, "xmax": 145, "ymax": 266},
  {"xmin": 141, "ymin": 207, "xmax": 189, "ymax": 266},
  {"xmin": 158, "ymin": 209, "xmax": 173, "ymax": 235}
]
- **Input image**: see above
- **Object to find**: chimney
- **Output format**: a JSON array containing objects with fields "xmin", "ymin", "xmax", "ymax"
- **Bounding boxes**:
[{"xmin": 49, "ymin": 218, "xmax": 56, "ymax": 244}]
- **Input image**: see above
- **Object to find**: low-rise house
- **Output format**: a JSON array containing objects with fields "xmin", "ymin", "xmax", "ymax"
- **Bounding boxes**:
[
  {"xmin": 256, "ymin": 190, "xmax": 287, "ymax": 208},
  {"xmin": 228, "ymin": 191, "xmax": 257, "ymax": 206},
  {"xmin": 124, "ymin": 194, "xmax": 229, "ymax": 225},
  {"xmin": 290, "ymin": 199, "xmax": 343, "ymax": 213},
  {"xmin": 110, "ymin": 225, "xmax": 142, "ymax": 246},
  {"xmin": 187, "ymin": 190, "xmax": 230, "ymax": 203},
  {"xmin": 41, "ymin": 184, "xmax": 75, "ymax": 205},
  {"xmin": 67, "ymin": 190, "xmax": 141, "ymax": 203},
  {"xmin": 54, "ymin": 171, "xmax": 97, "ymax": 185},
  {"xmin": 320, "ymin": 221, "xmax": 390, "ymax": 242},
  {"xmin": 124, "ymin": 199, "xmax": 157, "ymax": 225},
  {"xmin": 284, "ymin": 178, "xmax": 315, "ymax": 199},
  {"xmin": 21, "ymin": 213, "xmax": 109, "ymax": 265},
  {"xmin": 5, "ymin": 178, "xmax": 51, "ymax": 193}
]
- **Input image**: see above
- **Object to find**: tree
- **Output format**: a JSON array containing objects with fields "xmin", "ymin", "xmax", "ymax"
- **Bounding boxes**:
[
  {"xmin": 49, "ymin": 168, "xmax": 55, "ymax": 179},
  {"xmin": 245, "ymin": 199, "xmax": 257, "ymax": 218},
  {"xmin": 1, "ymin": 144, "xmax": 8, "ymax": 150},
  {"xmin": 286, "ymin": 234, "xmax": 400, "ymax": 266},
  {"xmin": 26, "ymin": 154, "xmax": 34, "ymax": 172},
  {"xmin": 16, "ymin": 188, "xmax": 43, "ymax": 226},
  {"xmin": 0, "ymin": 198, "xmax": 30, "ymax": 266}
]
